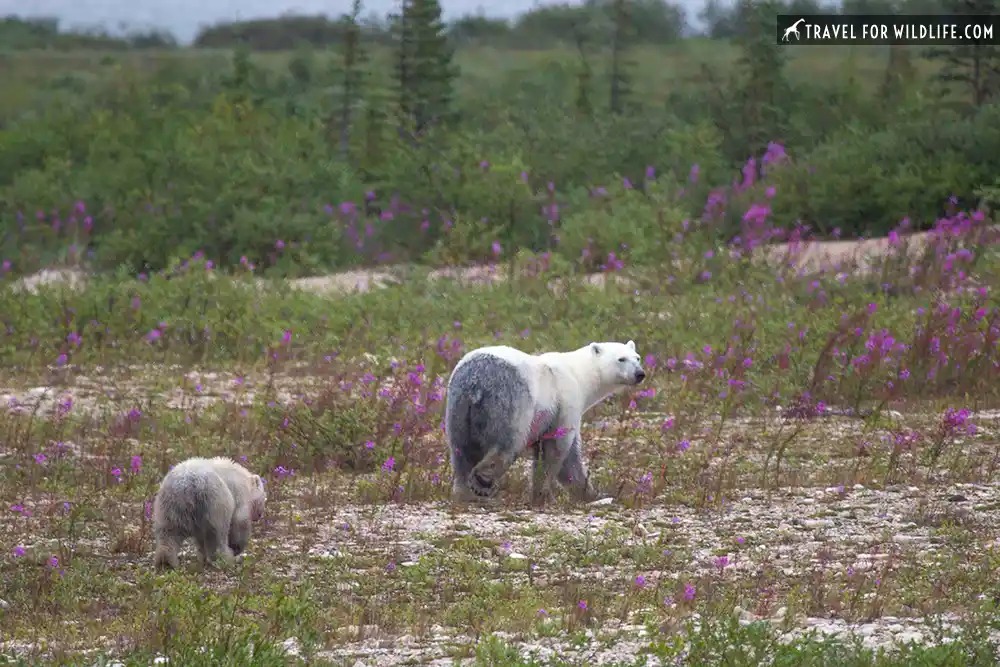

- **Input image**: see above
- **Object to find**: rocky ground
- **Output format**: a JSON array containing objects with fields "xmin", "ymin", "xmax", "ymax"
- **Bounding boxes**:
[
  {"xmin": 9, "ymin": 227, "xmax": 988, "ymax": 298},
  {"xmin": 2, "ymin": 362, "xmax": 999, "ymax": 664}
]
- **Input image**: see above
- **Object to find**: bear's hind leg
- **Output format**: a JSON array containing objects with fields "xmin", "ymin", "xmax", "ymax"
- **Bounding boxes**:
[
  {"xmin": 195, "ymin": 523, "xmax": 235, "ymax": 568},
  {"xmin": 468, "ymin": 445, "xmax": 521, "ymax": 498},
  {"xmin": 450, "ymin": 446, "xmax": 485, "ymax": 502},
  {"xmin": 464, "ymin": 397, "xmax": 534, "ymax": 500}
]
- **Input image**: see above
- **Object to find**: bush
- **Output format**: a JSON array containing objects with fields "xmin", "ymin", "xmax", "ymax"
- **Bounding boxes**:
[{"xmin": 767, "ymin": 100, "xmax": 1000, "ymax": 236}]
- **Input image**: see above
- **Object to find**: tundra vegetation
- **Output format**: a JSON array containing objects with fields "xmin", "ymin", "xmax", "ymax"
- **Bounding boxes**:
[{"xmin": 3, "ymin": 0, "xmax": 1000, "ymax": 664}]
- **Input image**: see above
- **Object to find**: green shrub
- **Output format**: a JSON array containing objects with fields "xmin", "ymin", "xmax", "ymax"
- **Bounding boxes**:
[{"xmin": 768, "ymin": 100, "xmax": 1000, "ymax": 235}]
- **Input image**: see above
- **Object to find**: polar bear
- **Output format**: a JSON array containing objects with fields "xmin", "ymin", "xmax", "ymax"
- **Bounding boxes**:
[
  {"xmin": 152, "ymin": 456, "xmax": 267, "ymax": 569},
  {"xmin": 445, "ymin": 340, "xmax": 646, "ymax": 505}
]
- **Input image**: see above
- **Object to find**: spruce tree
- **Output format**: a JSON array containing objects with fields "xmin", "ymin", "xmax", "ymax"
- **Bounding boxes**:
[
  {"xmin": 609, "ymin": 0, "xmax": 637, "ymax": 114},
  {"xmin": 734, "ymin": 0, "xmax": 790, "ymax": 158},
  {"xmin": 924, "ymin": 0, "xmax": 1000, "ymax": 107},
  {"xmin": 333, "ymin": 0, "xmax": 367, "ymax": 159},
  {"xmin": 391, "ymin": 0, "xmax": 459, "ymax": 135},
  {"xmin": 879, "ymin": 45, "xmax": 917, "ymax": 107},
  {"xmin": 572, "ymin": 19, "xmax": 594, "ymax": 117}
]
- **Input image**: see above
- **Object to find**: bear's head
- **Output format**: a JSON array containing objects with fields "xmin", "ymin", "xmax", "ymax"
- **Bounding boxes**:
[
  {"xmin": 590, "ymin": 339, "xmax": 646, "ymax": 387},
  {"xmin": 249, "ymin": 474, "xmax": 267, "ymax": 521}
]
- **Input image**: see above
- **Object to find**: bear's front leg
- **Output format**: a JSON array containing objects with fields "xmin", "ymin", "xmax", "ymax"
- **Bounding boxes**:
[
  {"xmin": 228, "ymin": 505, "xmax": 252, "ymax": 557},
  {"xmin": 557, "ymin": 435, "xmax": 601, "ymax": 502},
  {"xmin": 531, "ymin": 429, "xmax": 575, "ymax": 507}
]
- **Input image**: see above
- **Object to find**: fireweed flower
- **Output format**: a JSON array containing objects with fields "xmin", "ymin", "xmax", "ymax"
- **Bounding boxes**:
[
  {"xmin": 683, "ymin": 583, "xmax": 696, "ymax": 601},
  {"xmin": 382, "ymin": 456, "xmax": 396, "ymax": 473},
  {"xmin": 12, "ymin": 545, "xmax": 25, "ymax": 558},
  {"xmin": 941, "ymin": 408, "xmax": 975, "ymax": 435},
  {"xmin": 637, "ymin": 472, "xmax": 653, "ymax": 495},
  {"xmin": 578, "ymin": 600, "xmax": 588, "ymax": 610}
]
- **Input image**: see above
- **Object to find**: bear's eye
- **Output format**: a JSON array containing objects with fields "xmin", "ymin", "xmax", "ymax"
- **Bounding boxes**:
[{"xmin": 618, "ymin": 357, "xmax": 626, "ymax": 362}]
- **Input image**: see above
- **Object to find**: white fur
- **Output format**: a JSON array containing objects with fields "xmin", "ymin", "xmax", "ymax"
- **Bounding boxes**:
[
  {"xmin": 152, "ymin": 456, "xmax": 266, "ymax": 569},
  {"xmin": 449, "ymin": 339, "xmax": 645, "ymax": 503},
  {"xmin": 453, "ymin": 339, "xmax": 644, "ymax": 420}
]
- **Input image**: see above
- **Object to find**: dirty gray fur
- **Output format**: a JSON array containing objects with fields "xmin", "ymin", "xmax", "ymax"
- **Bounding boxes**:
[
  {"xmin": 152, "ymin": 456, "xmax": 266, "ymax": 570},
  {"xmin": 446, "ymin": 354, "xmax": 542, "ymax": 499}
]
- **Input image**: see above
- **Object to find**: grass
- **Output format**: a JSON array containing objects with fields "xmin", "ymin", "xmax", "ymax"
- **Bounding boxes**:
[
  {"xmin": 0, "ymin": 41, "xmax": 936, "ymax": 126},
  {"xmin": 2, "ymin": 206, "xmax": 1000, "ymax": 665}
]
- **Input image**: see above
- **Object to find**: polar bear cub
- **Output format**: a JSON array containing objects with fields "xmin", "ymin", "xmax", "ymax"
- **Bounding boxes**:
[
  {"xmin": 152, "ymin": 456, "xmax": 267, "ymax": 569},
  {"xmin": 445, "ymin": 339, "xmax": 646, "ymax": 505}
]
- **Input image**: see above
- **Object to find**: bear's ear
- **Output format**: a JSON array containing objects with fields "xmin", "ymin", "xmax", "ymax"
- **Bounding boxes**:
[
  {"xmin": 626, "ymin": 340, "xmax": 635, "ymax": 351},
  {"xmin": 252, "ymin": 474, "xmax": 265, "ymax": 490},
  {"xmin": 590, "ymin": 342, "xmax": 601, "ymax": 355}
]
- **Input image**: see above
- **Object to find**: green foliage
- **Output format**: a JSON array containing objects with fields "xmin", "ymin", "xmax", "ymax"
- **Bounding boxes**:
[
  {"xmin": 732, "ymin": 0, "xmax": 791, "ymax": 159},
  {"xmin": 2, "ymin": 24, "xmax": 1000, "ymax": 275},
  {"xmin": 333, "ymin": 0, "xmax": 368, "ymax": 160},
  {"xmin": 608, "ymin": 0, "xmax": 637, "ymax": 114},
  {"xmin": 768, "ymin": 101, "xmax": 1000, "ymax": 235},
  {"xmin": 647, "ymin": 614, "xmax": 1000, "ymax": 666},
  {"xmin": 0, "ymin": 16, "xmax": 176, "ymax": 51},
  {"xmin": 392, "ymin": 0, "xmax": 459, "ymax": 134},
  {"xmin": 879, "ymin": 46, "xmax": 918, "ymax": 108},
  {"xmin": 922, "ymin": 0, "xmax": 1000, "ymax": 108},
  {"xmin": 556, "ymin": 179, "xmax": 688, "ymax": 268}
]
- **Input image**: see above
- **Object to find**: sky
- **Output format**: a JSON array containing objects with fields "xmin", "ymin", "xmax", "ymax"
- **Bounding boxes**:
[{"xmin": 1, "ymin": 0, "xmax": 711, "ymax": 44}]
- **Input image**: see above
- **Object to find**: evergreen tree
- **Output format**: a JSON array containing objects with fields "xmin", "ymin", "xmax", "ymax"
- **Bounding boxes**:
[
  {"xmin": 571, "ymin": 19, "xmax": 594, "ymax": 117},
  {"xmin": 879, "ymin": 45, "xmax": 917, "ymax": 107},
  {"xmin": 924, "ymin": 0, "xmax": 1000, "ymax": 108},
  {"xmin": 734, "ymin": 0, "xmax": 790, "ymax": 157},
  {"xmin": 609, "ymin": 0, "xmax": 637, "ymax": 114},
  {"xmin": 333, "ymin": 0, "xmax": 367, "ymax": 159},
  {"xmin": 391, "ymin": 0, "xmax": 459, "ymax": 136}
]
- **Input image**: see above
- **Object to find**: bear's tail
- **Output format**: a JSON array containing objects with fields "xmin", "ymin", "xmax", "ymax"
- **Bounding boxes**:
[{"xmin": 445, "ymin": 382, "xmax": 487, "ymax": 489}]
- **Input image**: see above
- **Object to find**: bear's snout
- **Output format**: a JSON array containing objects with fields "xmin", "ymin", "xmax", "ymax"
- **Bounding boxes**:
[{"xmin": 634, "ymin": 370, "xmax": 646, "ymax": 383}]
